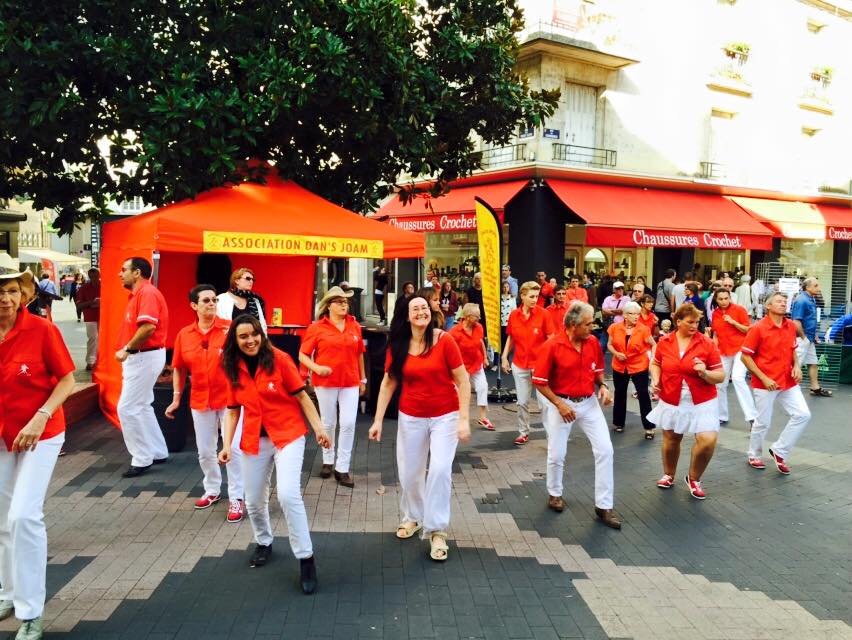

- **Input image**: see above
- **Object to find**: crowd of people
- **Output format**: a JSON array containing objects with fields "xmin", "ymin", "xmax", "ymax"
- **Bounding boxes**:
[{"xmin": 0, "ymin": 252, "xmax": 836, "ymax": 639}]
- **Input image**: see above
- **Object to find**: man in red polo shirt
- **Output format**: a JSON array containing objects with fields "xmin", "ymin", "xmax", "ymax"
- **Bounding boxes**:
[
  {"xmin": 547, "ymin": 286, "xmax": 570, "ymax": 327},
  {"xmin": 74, "ymin": 268, "xmax": 101, "ymax": 371},
  {"xmin": 740, "ymin": 291, "xmax": 810, "ymax": 475},
  {"xmin": 532, "ymin": 301, "xmax": 621, "ymax": 529},
  {"xmin": 535, "ymin": 271, "xmax": 553, "ymax": 307},
  {"xmin": 565, "ymin": 276, "xmax": 589, "ymax": 304},
  {"xmin": 115, "ymin": 257, "xmax": 170, "ymax": 477}
]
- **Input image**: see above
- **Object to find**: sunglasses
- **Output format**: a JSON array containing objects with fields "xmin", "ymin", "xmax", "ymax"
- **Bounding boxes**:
[
  {"xmin": 198, "ymin": 297, "xmax": 218, "ymax": 304},
  {"xmin": 242, "ymin": 275, "xmax": 254, "ymax": 281}
]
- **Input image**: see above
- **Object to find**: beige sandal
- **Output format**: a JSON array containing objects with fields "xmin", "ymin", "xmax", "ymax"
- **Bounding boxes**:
[
  {"xmin": 429, "ymin": 531, "xmax": 449, "ymax": 561},
  {"xmin": 395, "ymin": 521, "xmax": 422, "ymax": 539}
]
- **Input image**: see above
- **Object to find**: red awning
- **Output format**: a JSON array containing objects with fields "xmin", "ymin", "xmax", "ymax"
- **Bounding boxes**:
[
  {"xmin": 547, "ymin": 180, "xmax": 773, "ymax": 250},
  {"xmin": 817, "ymin": 203, "xmax": 852, "ymax": 241},
  {"xmin": 373, "ymin": 181, "xmax": 528, "ymax": 232}
]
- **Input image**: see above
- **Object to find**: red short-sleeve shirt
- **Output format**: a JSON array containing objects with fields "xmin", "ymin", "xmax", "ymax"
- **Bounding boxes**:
[
  {"xmin": 226, "ymin": 348, "xmax": 308, "ymax": 455},
  {"xmin": 711, "ymin": 303, "xmax": 750, "ymax": 356},
  {"xmin": 449, "ymin": 322, "xmax": 485, "ymax": 374},
  {"xmin": 117, "ymin": 281, "xmax": 169, "ymax": 350},
  {"xmin": 653, "ymin": 332, "xmax": 723, "ymax": 405},
  {"xmin": 75, "ymin": 282, "xmax": 100, "ymax": 323},
  {"xmin": 507, "ymin": 306, "xmax": 555, "ymax": 369},
  {"xmin": 171, "ymin": 317, "xmax": 231, "ymax": 411},
  {"xmin": 537, "ymin": 282, "xmax": 554, "ymax": 307},
  {"xmin": 637, "ymin": 311, "xmax": 658, "ymax": 333},
  {"xmin": 547, "ymin": 302, "xmax": 569, "ymax": 329},
  {"xmin": 740, "ymin": 316, "xmax": 798, "ymax": 391},
  {"xmin": 532, "ymin": 333, "xmax": 604, "ymax": 397},
  {"xmin": 299, "ymin": 315, "xmax": 365, "ymax": 388},
  {"xmin": 0, "ymin": 309, "xmax": 75, "ymax": 451},
  {"xmin": 385, "ymin": 331, "xmax": 464, "ymax": 418}
]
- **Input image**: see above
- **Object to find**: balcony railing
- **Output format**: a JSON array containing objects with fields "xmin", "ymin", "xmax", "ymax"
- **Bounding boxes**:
[
  {"xmin": 552, "ymin": 143, "xmax": 617, "ymax": 167},
  {"xmin": 699, "ymin": 161, "xmax": 726, "ymax": 180},
  {"xmin": 476, "ymin": 143, "xmax": 527, "ymax": 168}
]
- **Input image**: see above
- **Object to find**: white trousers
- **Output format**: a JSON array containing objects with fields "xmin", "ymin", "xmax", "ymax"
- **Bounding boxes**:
[
  {"xmin": 84, "ymin": 322, "xmax": 98, "ymax": 365},
  {"xmin": 749, "ymin": 386, "xmax": 811, "ymax": 460},
  {"xmin": 0, "ymin": 432, "xmax": 64, "ymax": 621},
  {"xmin": 544, "ymin": 396, "xmax": 614, "ymax": 509},
  {"xmin": 314, "ymin": 386, "xmax": 359, "ymax": 472},
  {"xmin": 470, "ymin": 369, "xmax": 488, "ymax": 407},
  {"xmin": 717, "ymin": 353, "xmax": 758, "ymax": 422},
  {"xmin": 117, "ymin": 349, "xmax": 169, "ymax": 467},
  {"xmin": 242, "ymin": 436, "xmax": 312, "ymax": 558},
  {"xmin": 396, "ymin": 411, "xmax": 459, "ymax": 535},
  {"xmin": 191, "ymin": 408, "xmax": 244, "ymax": 499},
  {"xmin": 512, "ymin": 364, "xmax": 547, "ymax": 436}
]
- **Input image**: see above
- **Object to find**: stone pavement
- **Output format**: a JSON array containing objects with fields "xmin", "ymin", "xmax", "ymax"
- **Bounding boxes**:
[{"xmin": 2, "ymin": 369, "xmax": 851, "ymax": 638}]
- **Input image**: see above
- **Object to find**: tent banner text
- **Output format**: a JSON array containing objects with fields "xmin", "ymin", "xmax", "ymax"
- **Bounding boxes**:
[{"xmin": 203, "ymin": 231, "xmax": 384, "ymax": 259}]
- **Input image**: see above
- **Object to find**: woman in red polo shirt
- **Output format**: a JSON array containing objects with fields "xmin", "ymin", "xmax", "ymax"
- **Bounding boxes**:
[
  {"xmin": 299, "ymin": 286, "xmax": 366, "ymax": 488},
  {"xmin": 637, "ymin": 294, "xmax": 659, "ymax": 336},
  {"xmin": 709, "ymin": 289, "xmax": 756, "ymax": 426},
  {"xmin": 607, "ymin": 301, "xmax": 656, "ymax": 438},
  {"xmin": 449, "ymin": 303, "xmax": 493, "ymax": 430},
  {"xmin": 648, "ymin": 303, "xmax": 725, "ymax": 500},
  {"xmin": 0, "ymin": 264, "xmax": 76, "ymax": 638},
  {"xmin": 501, "ymin": 281, "xmax": 556, "ymax": 446},
  {"xmin": 368, "ymin": 296, "xmax": 470, "ymax": 562},
  {"xmin": 218, "ymin": 315, "xmax": 330, "ymax": 594}
]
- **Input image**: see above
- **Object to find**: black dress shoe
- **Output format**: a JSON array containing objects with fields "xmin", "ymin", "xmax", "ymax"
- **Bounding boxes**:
[
  {"xmin": 300, "ymin": 556, "xmax": 317, "ymax": 594},
  {"xmin": 594, "ymin": 507, "xmax": 622, "ymax": 530},
  {"xmin": 334, "ymin": 470, "xmax": 355, "ymax": 488},
  {"xmin": 250, "ymin": 544, "xmax": 272, "ymax": 568},
  {"xmin": 122, "ymin": 465, "xmax": 152, "ymax": 478},
  {"xmin": 153, "ymin": 458, "xmax": 168, "ymax": 465},
  {"xmin": 319, "ymin": 464, "xmax": 333, "ymax": 479}
]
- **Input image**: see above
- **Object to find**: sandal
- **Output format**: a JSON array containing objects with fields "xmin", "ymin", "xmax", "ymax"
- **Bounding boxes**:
[
  {"xmin": 429, "ymin": 531, "xmax": 449, "ymax": 561},
  {"xmin": 478, "ymin": 418, "xmax": 496, "ymax": 431},
  {"xmin": 395, "ymin": 521, "xmax": 422, "ymax": 539},
  {"xmin": 644, "ymin": 429, "xmax": 655, "ymax": 440},
  {"xmin": 810, "ymin": 387, "xmax": 833, "ymax": 397},
  {"xmin": 614, "ymin": 426, "xmax": 624, "ymax": 433}
]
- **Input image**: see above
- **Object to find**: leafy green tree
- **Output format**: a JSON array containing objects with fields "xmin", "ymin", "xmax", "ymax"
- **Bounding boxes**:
[{"xmin": 0, "ymin": 0, "xmax": 558, "ymax": 234}]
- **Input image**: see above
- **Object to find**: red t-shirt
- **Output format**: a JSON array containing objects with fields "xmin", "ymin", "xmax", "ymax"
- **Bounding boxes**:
[
  {"xmin": 0, "ymin": 309, "xmax": 75, "ymax": 451},
  {"xmin": 226, "ymin": 348, "xmax": 308, "ymax": 455},
  {"xmin": 532, "ymin": 332, "xmax": 604, "ymax": 397},
  {"xmin": 299, "ymin": 315, "xmax": 365, "ymax": 388},
  {"xmin": 565, "ymin": 288, "xmax": 588, "ymax": 304},
  {"xmin": 449, "ymin": 322, "xmax": 485, "ymax": 374},
  {"xmin": 653, "ymin": 332, "xmax": 723, "ymax": 406},
  {"xmin": 536, "ymin": 282, "xmax": 554, "ymax": 307},
  {"xmin": 547, "ymin": 302, "xmax": 569, "ymax": 329},
  {"xmin": 171, "ymin": 317, "xmax": 231, "ymax": 411},
  {"xmin": 637, "ymin": 311, "xmax": 658, "ymax": 332},
  {"xmin": 75, "ymin": 282, "xmax": 100, "ymax": 323},
  {"xmin": 506, "ymin": 306, "xmax": 555, "ymax": 369},
  {"xmin": 385, "ymin": 331, "xmax": 464, "ymax": 418},
  {"xmin": 117, "ymin": 281, "xmax": 169, "ymax": 350},
  {"xmin": 711, "ymin": 303, "xmax": 750, "ymax": 356},
  {"xmin": 740, "ymin": 315, "xmax": 798, "ymax": 391}
]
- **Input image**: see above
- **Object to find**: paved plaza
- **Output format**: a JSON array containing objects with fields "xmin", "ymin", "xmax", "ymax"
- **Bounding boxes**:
[{"xmin": 1, "ymin": 319, "xmax": 850, "ymax": 640}]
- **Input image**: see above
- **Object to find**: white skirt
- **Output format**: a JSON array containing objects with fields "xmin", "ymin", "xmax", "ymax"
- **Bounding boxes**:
[{"xmin": 647, "ymin": 395, "xmax": 719, "ymax": 434}]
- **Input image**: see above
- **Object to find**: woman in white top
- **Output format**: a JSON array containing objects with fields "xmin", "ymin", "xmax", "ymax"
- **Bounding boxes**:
[
  {"xmin": 216, "ymin": 267, "xmax": 268, "ymax": 333},
  {"xmin": 500, "ymin": 280, "xmax": 517, "ymax": 356}
]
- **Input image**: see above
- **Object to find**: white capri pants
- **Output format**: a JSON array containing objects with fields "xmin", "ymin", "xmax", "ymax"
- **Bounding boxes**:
[
  {"xmin": 512, "ymin": 364, "xmax": 548, "ymax": 436},
  {"xmin": 717, "ymin": 353, "xmax": 757, "ymax": 423},
  {"xmin": 191, "ymin": 408, "xmax": 244, "ymax": 499},
  {"xmin": 117, "ymin": 349, "xmax": 169, "ymax": 467},
  {"xmin": 543, "ymin": 396, "xmax": 614, "ymax": 509},
  {"xmin": 242, "ymin": 435, "xmax": 313, "ymax": 559},
  {"xmin": 314, "ymin": 386, "xmax": 359, "ymax": 472},
  {"xmin": 470, "ymin": 369, "xmax": 488, "ymax": 407},
  {"xmin": 0, "ymin": 432, "xmax": 64, "ymax": 621},
  {"xmin": 396, "ymin": 411, "xmax": 459, "ymax": 536},
  {"xmin": 749, "ymin": 386, "xmax": 811, "ymax": 461}
]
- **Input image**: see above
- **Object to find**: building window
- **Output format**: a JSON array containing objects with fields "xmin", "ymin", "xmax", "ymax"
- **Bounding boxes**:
[
  {"xmin": 0, "ymin": 231, "xmax": 9, "ymax": 252},
  {"xmin": 564, "ymin": 82, "xmax": 598, "ymax": 148}
]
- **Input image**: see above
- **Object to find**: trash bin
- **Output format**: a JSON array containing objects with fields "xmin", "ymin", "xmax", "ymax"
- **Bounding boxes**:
[
  {"xmin": 349, "ymin": 287, "xmax": 364, "ymax": 321},
  {"xmin": 153, "ymin": 382, "xmax": 190, "ymax": 453}
]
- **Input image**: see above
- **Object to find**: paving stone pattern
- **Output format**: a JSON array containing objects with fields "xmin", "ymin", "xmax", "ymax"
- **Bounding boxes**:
[{"xmin": 1, "ymin": 382, "xmax": 850, "ymax": 639}]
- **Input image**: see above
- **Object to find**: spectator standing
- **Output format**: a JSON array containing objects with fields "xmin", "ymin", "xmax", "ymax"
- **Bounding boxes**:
[
  {"xmin": 535, "ymin": 271, "xmax": 554, "ymax": 307},
  {"xmin": 500, "ymin": 281, "xmax": 517, "ymax": 353},
  {"xmin": 373, "ymin": 265, "xmax": 389, "ymax": 325},
  {"xmin": 566, "ymin": 276, "xmax": 589, "ymax": 304},
  {"xmin": 600, "ymin": 280, "xmax": 627, "ymax": 353},
  {"xmin": 216, "ymin": 268, "xmax": 268, "ymax": 332},
  {"xmin": 74, "ymin": 268, "xmax": 101, "ymax": 371},
  {"xmin": 607, "ymin": 301, "xmax": 655, "ymax": 439},
  {"xmin": 654, "ymin": 269, "xmax": 676, "ymax": 324},
  {"xmin": 791, "ymin": 277, "xmax": 832, "ymax": 397},
  {"xmin": 546, "ymin": 286, "xmax": 570, "ymax": 328},
  {"xmin": 501, "ymin": 265, "xmax": 518, "ymax": 298},
  {"xmin": 670, "ymin": 272, "xmax": 692, "ymax": 311},
  {"xmin": 439, "ymin": 280, "xmax": 459, "ymax": 330},
  {"xmin": 735, "ymin": 275, "xmax": 754, "ymax": 317}
]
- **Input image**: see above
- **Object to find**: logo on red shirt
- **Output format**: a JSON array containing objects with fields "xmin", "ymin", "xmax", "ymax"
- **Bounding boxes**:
[
  {"xmin": 267, "ymin": 382, "xmax": 276, "ymax": 392},
  {"xmin": 18, "ymin": 364, "xmax": 30, "ymax": 376}
]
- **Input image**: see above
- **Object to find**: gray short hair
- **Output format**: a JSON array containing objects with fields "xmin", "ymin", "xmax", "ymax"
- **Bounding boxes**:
[
  {"xmin": 564, "ymin": 301, "xmax": 593, "ymax": 328},
  {"xmin": 461, "ymin": 302, "xmax": 480, "ymax": 317},
  {"xmin": 764, "ymin": 291, "xmax": 787, "ymax": 305},
  {"xmin": 623, "ymin": 301, "xmax": 641, "ymax": 314},
  {"xmin": 802, "ymin": 277, "xmax": 819, "ymax": 290}
]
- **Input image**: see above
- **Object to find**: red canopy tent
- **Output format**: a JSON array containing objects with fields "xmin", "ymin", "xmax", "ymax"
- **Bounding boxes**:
[{"xmin": 95, "ymin": 177, "xmax": 424, "ymax": 424}]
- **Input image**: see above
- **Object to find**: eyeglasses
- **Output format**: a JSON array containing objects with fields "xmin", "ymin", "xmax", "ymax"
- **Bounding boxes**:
[
  {"xmin": 0, "ymin": 288, "xmax": 22, "ymax": 298},
  {"xmin": 632, "ymin": 289, "xmax": 644, "ymax": 293},
  {"xmin": 198, "ymin": 297, "xmax": 218, "ymax": 304},
  {"xmin": 330, "ymin": 299, "xmax": 349, "ymax": 305}
]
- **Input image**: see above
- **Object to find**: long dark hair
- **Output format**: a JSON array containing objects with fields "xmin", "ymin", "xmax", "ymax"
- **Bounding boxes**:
[
  {"xmin": 222, "ymin": 314, "xmax": 275, "ymax": 385},
  {"xmin": 388, "ymin": 296, "xmax": 436, "ymax": 382}
]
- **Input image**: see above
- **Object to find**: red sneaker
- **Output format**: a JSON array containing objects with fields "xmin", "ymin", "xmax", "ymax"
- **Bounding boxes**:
[
  {"xmin": 513, "ymin": 434, "xmax": 529, "ymax": 446},
  {"xmin": 768, "ymin": 449, "xmax": 791, "ymax": 475},
  {"xmin": 226, "ymin": 499, "xmax": 244, "ymax": 523},
  {"xmin": 656, "ymin": 474, "xmax": 674, "ymax": 489},
  {"xmin": 747, "ymin": 457, "xmax": 766, "ymax": 470},
  {"xmin": 684, "ymin": 475, "xmax": 706, "ymax": 500},
  {"xmin": 194, "ymin": 494, "xmax": 220, "ymax": 509},
  {"xmin": 479, "ymin": 419, "xmax": 496, "ymax": 431}
]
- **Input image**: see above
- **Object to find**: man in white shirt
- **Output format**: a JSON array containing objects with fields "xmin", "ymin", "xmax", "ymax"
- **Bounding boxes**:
[
  {"xmin": 670, "ymin": 271, "xmax": 692, "ymax": 311},
  {"xmin": 735, "ymin": 275, "xmax": 753, "ymax": 316}
]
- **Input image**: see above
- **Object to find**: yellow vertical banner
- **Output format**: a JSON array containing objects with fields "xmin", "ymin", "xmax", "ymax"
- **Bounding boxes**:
[{"xmin": 475, "ymin": 198, "xmax": 502, "ymax": 354}]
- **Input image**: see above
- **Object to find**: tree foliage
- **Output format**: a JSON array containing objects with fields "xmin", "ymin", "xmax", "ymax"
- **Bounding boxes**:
[{"xmin": 0, "ymin": 0, "xmax": 558, "ymax": 234}]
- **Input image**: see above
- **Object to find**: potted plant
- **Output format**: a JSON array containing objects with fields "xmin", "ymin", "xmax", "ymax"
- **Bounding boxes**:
[
  {"xmin": 811, "ymin": 66, "xmax": 833, "ymax": 84},
  {"xmin": 723, "ymin": 42, "xmax": 750, "ymax": 62}
]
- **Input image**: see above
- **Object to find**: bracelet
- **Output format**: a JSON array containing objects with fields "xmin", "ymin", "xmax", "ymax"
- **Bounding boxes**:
[
  {"xmin": 36, "ymin": 407, "xmax": 52, "ymax": 419},
  {"xmin": 360, "ymin": 378, "xmax": 367, "ymax": 384}
]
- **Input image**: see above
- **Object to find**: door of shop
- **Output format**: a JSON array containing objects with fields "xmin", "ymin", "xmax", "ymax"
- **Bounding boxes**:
[{"xmin": 652, "ymin": 248, "xmax": 693, "ymax": 288}]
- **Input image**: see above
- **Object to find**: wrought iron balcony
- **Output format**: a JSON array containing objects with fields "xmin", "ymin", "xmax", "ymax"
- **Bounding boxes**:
[
  {"xmin": 552, "ymin": 143, "xmax": 617, "ymax": 167},
  {"xmin": 699, "ymin": 161, "xmax": 726, "ymax": 180},
  {"xmin": 476, "ymin": 143, "xmax": 527, "ymax": 168}
]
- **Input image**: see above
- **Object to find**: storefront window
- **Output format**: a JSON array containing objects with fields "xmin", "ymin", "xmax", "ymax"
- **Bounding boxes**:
[
  {"xmin": 583, "ymin": 248, "xmax": 608, "ymax": 276},
  {"xmin": 778, "ymin": 239, "xmax": 835, "ymax": 309},
  {"xmin": 423, "ymin": 226, "xmax": 510, "ymax": 292},
  {"xmin": 693, "ymin": 248, "xmax": 747, "ymax": 283}
]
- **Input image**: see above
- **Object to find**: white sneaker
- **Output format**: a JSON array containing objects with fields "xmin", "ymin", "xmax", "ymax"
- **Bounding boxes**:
[
  {"xmin": 0, "ymin": 599, "xmax": 13, "ymax": 621},
  {"xmin": 16, "ymin": 617, "xmax": 43, "ymax": 640}
]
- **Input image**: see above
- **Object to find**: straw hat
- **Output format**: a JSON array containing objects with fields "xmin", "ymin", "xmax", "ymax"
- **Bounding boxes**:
[
  {"xmin": 317, "ymin": 285, "xmax": 354, "ymax": 316},
  {"xmin": 0, "ymin": 252, "xmax": 35, "ymax": 303}
]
